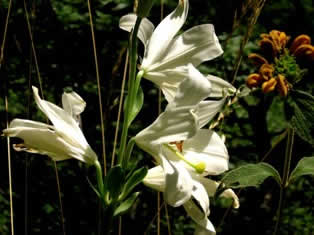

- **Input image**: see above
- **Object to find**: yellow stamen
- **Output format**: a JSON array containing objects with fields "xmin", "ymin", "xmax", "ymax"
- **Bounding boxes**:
[{"xmin": 164, "ymin": 144, "xmax": 206, "ymax": 174}]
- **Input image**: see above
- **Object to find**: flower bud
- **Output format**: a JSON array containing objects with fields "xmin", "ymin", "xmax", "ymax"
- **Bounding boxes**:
[
  {"xmin": 262, "ymin": 78, "xmax": 277, "ymax": 93},
  {"xmin": 246, "ymin": 73, "xmax": 263, "ymax": 88},
  {"xmin": 259, "ymin": 63, "xmax": 274, "ymax": 80},
  {"xmin": 293, "ymin": 44, "xmax": 314, "ymax": 60},
  {"xmin": 290, "ymin": 34, "xmax": 311, "ymax": 54},
  {"xmin": 248, "ymin": 53, "xmax": 269, "ymax": 67},
  {"xmin": 277, "ymin": 74, "xmax": 289, "ymax": 97}
]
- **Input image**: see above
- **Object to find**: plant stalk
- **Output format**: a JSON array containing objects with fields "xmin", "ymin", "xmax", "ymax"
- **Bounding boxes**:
[
  {"xmin": 117, "ymin": 17, "xmax": 142, "ymax": 166},
  {"xmin": 273, "ymin": 128, "xmax": 294, "ymax": 235}
]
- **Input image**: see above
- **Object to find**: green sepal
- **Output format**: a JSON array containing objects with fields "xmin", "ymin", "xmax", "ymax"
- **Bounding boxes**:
[
  {"xmin": 222, "ymin": 162, "xmax": 281, "ymax": 188},
  {"xmin": 289, "ymin": 156, "xmax": 314, "ymax": 183}
]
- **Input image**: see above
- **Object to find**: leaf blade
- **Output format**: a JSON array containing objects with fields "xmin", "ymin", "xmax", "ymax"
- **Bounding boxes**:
[{"xmin": 222, "ymin": 163, "xmax": 281, "ymax": 188}]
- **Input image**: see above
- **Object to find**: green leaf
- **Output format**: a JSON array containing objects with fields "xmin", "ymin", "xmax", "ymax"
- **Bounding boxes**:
[
  {"xmin": 105, "ymin": 166, "xmax": 125, "ymax": 202},
  {"xmin": 291, "ymin": 90, "xmax": 314, "ymax": 123},
  {"xmin": 120, "ymin": 167, "xmax": 147, "ymax": 200},
  {"xmin": 126, "ymin": 85, "xmax": 144, "ymax": 127},
  {"xmin": 290, "ymin": 104, "xmax": 313, "ymax": 145},
  {"xmin": 289, "ymin": 156, "xmax": 314, "ymax": 183},
  {"xmin": 114, "ymin": 192, "xmax": 139, "ymax": 217},
  {"xmin": 222, "ymin": 163, "xmax": 281, "ymax": 188}
]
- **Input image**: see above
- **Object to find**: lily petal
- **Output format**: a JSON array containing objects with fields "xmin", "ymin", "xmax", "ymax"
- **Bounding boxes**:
[
  {"xmin": 161, "ymin": 156, "xmax": 193, "ymax": 207},
  {"xmin": 62, "ymin": 91, "xmax": 86, "ymax": 123},
  {"xmin": 183, "ymin": 130, "xmax": 229, "ymax": 175},
  {"xmin": 191, "ymin": 178, "xmax": 210, "ymax": 216},
  {"xmin": 183, "ymin": 200, "xmax": 216, "ymax": 234},
  {"xmin": 135, "ymin": 106, "xmax": 198, "ymax": 152},
  {"xmin": 207, "ymin": 75, "xmax": 236, "ymax": 98},
  {"xmin": 32, "ymin": 86, "xmax": 89, "ymax": 150},
  {"xmin": 196, "ymin": 100, "xmax": 226, "ymax": 128},
  {"xmin": 141, "ymin": 0, "xmax": 189, "ymax": 69},
  {"xmin": 194, "ymin": 225, "xmax": 216, "ymax": 235},
  {"xmin": 168, "ymin": 65, "xmax": 211, "ymax": 108},
  {"xmin": 143, "ymin": 165, "xmax": 166, "ymax": 192},
  {"xmin": 119, "ymin": 13, "xmax": 155, "ymax": 47},
  {"xmin": 4, "ymin": 119, "xmax": 86, "ymax": 162},
  {"xmin": 151, "ymin": 24, "xmax": 223, "ymax": 71}
]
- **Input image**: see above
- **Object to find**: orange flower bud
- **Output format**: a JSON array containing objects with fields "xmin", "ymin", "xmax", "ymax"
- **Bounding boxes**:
[
  {"xmin": 248, "ymin": 53, "xmax": 269, "ymax": 67},
  {"xmin": 246, "ymin": 73, "xmax": 263, "ymax": 88},
  {"xmin": 259, "ymin": 37, "xmax": 276, "ymax": 57},
  {"xmin": 277, "ymin": 74, "xmax": 289, "ymax": 97},
  {"xmin": 262, "ymin": 78, "xmax": 277, "ymax": 93},
  {"xmin": 269, "ymin": 30, "xmax": 289, "ymax": 53},
  {"xmin": 259, "ymin": 63, "xmax": 274, "ymax": 80},
  {"xmin": 293, "ymin": 44, "xmax": 314, "ymax": 60},
  {"xmin": 290, "ymin": 34, "xmax": 311, "ymax": 54}
]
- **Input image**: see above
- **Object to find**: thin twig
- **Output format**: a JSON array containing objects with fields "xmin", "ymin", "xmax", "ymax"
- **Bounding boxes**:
[
  {"xmin": 164, "ymin": 204, "xmax": 172, "ymax": 235},
  {"xmin": 5, "ymin": 96, "xmax": 14, "ymax": 235},
  {"xmin": 87, "ymin": 0, "xmax": 107, "ymax": 175},
  {"xmin": 0, "ymin": 0, "xmax": 14, "ymax": 233},
  {"xmin": 54, "ymin": 161, "xmax": 66, "ymax": 235},
  {"xmin": 231, "ymin": 0, "xmax": 267, "ymax": 84},
  {"xmin": 144, "ymin": 202, "xmax": 165, "ymax": 235},
  {"xmin": 0, "ymin": 0, "xmax": 12, "ymax": 69},
  {"xmin": 23, "ymin": 2, "xmax": 66, "ymax": 234},
  {"xmin": 111, "ymin": 51, "xmax": 129, "ymax": 167}
]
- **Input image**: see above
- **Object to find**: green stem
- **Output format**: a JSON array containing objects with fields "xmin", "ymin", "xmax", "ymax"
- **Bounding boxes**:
[
  {"xmin": 95, "ymin": 160, "xmax": 105, "ymax": 199},
  {"xmin": 273, "ymin": 128, "xmax": 295, "ymax": 235},
  {"xmin": 122, "ymin": 138, "xmax": 136, "ymax": 169},
  {"xmin": 117, "ymin": 17, "xmax": 142, "ymax": 166}
]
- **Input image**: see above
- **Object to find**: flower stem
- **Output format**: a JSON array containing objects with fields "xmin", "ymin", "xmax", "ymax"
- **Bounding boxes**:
[
  {"xmin": 95, "ymin": 160, "xmax": 105, "ymax": 198},
  {"xmin": 117, "ymin": 17, "xmax": 142, "ymax": 167},
  {"xmin": 273, "ymin": 128, "xmax": 294, "ymax": 235}
]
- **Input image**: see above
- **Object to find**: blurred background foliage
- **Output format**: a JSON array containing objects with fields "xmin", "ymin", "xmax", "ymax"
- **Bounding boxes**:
[{"xmin": 0, "ymin": 0, "xmax": 313, "ymax": 234}]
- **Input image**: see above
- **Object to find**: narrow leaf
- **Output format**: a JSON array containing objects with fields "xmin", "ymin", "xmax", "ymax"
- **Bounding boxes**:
[
  {"xmin": 289, "ymin": 156, "xmax": 314, "ymax": 183},
  {"xmin": 222, "ymin": 163, "xmax": 281, "ymax": 188},
  {"xmin": 127, "ymin": 86, "xmax": 144, "ymax": 127},
  {"xmin": 114, "ymin": 192, "xmax": 139, "ymax": 217},
  {"xmin": 106, "ymin": 166, "xmax": 125, "ymax": 202},
  {"xmin": 120, "ymin": 167, "xmax": 147, "ymax": 200}
]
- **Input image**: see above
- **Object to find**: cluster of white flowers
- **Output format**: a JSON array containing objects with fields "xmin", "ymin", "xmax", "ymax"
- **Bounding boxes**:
[
  {"xmin": 3, "ymin": 0, "xmax": 239, "ymax": 233},
  {"xmin": 121, "ymin": 0, "xmax": 239, "ymax": 234}
]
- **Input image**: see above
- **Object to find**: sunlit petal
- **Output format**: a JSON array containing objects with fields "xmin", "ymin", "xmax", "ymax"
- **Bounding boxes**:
[
  {"xmin": 119, "ymin": 13, "xmax": 155, "ymax": 47},
  {"xmin": 142, "ymin": 0, "xmax": 189, "ymax": 69}
]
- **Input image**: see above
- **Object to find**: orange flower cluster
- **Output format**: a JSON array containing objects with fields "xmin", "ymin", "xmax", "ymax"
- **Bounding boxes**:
[{"xmin": 246, "ymin": 30, "xmax": 314, "ymax": 96}]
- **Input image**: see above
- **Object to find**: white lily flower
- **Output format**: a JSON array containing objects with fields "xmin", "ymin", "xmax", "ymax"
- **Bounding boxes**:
[
  {"xmin": 3, "ymin": 86, "xmax": 98, "ymax": 165},
  {"xmin": 135, "ymin": 65, "xmax": 232, "ymax": 208},
  {"xmin": 119, "ymin": 0, "xmax": 223, "ymax": 102},
  {"xmin": 144, "ymin": 164, "xmax": 239, "ymax": 235}
]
